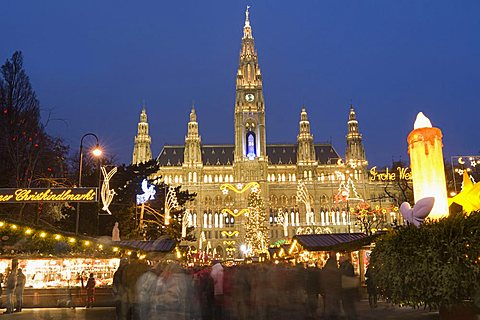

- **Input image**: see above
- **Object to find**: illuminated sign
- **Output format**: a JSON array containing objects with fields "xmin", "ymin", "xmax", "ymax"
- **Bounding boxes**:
[
  {"xmin": 0, "ymin": 188, "xmax": 98, "ymax": 203},
  {"xmin": 369, "ymin": 166, "xmax": 412, "ymax": 182}
]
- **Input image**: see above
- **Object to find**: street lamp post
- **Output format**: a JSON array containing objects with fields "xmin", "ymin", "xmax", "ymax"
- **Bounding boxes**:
[{"xmin": 76, "ymin": 133, "xmax": 102, "ymax": 235}]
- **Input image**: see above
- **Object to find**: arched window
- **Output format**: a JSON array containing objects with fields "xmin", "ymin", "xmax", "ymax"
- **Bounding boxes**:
[
  {"xmin": 193, "ymin": 172, "xmax": 197, "ymax": 183},
  {"xmin": 204, "ymin": 175, "xmax": 208, "ymax": 183},
  {"xmin": 246, "ymin": 131, "xmax": 256, "ymax": 160},
  {"xmin": 214, "ymin": 213, "xmax": 219, "ymax": 228}
]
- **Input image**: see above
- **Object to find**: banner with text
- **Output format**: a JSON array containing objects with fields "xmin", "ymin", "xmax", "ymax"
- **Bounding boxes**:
[{"xmin": 0, "ymin": 188, "xmax": 98, "ymax": 203}]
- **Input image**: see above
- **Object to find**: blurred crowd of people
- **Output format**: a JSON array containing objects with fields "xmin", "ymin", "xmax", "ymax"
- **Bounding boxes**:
[{"xmin": 113, "ymin": 253, "xmax": 362, "ymax": 320}]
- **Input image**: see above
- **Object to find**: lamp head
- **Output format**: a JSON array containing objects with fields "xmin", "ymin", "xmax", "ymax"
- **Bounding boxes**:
[{"xmin": 92, "ymin": 146, "xmax": 102, "ymax": 157}]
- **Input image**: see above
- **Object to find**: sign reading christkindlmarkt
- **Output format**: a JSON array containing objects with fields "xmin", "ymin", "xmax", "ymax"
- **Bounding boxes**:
[{"xmin": 0, "ymin": 188, "xmax": 98, "ymax": 203}]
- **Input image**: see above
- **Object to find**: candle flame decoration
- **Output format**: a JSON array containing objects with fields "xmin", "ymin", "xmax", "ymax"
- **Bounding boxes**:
[
  {"xmin": 408, "ymin": 112, "xmax": 449, "ymax": 219},
  {"xmin": 413, "ymin": 112, "xmax": 433, "ymax": 129}
]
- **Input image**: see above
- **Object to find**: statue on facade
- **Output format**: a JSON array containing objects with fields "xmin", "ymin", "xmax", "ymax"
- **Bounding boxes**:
[{"xmin": 112, "ymin": 222, "xmax": 120, "ymax": 241}]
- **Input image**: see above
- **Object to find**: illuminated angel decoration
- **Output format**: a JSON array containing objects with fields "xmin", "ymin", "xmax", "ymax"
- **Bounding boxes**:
[
  {"xmin": 297, "ymin": 181, "xmax": 314, "ymax": 225},
  {"xmin": 101, "ymin": 166, "xmax": 117, "ymax": 214},
  {"xmin": 136, "ymin": 179, "xmax": 156, "ymax": 205}
]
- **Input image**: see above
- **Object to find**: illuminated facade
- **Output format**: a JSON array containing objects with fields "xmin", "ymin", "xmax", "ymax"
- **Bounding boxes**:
[
  {"xmin": 132, "ymin": 108, "xmax": 152, "ymax": 165},
  {"xmin": 150, "ymin": 8, "xmax": 393, "ymax": 258}
]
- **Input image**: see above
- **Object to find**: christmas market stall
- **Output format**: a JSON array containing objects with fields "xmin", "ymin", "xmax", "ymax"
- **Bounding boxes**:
[
  {"xmin": 0, "ymin": 220, "xmax": 174, "ymax": 307},
  {"xmin": 288, "ymin": 232, "xmax": 381, "ymax": 283}
]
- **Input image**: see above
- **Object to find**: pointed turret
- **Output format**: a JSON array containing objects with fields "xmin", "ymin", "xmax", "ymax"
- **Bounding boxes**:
[
  {"xmin": 345, "ymin": 105, "xmax": 367, "ymax": 167},
  {"xmin": 297, "ymin": 107, "xmax": 316, "ymax": 165},
  {"xmin": 184, "ymin": 104, "xmax": 202, "ymax": 168},
  {"xmin": 132, "ymin": 107, "xmax": 152, "ymax": 165}
]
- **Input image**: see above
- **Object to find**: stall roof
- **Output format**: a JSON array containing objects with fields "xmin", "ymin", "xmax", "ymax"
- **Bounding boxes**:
[
  {"xmin": 117, "ymin": 239, "xmax": 177, "ymax": 253},
  {"xmin": 293, "ymin": 233, "xmax": 376, "ymax": 252}
]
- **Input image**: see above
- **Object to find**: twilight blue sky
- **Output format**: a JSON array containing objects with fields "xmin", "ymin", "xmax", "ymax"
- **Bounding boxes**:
[{"xmin": 2, "ymin": 1, "xmax": 479, "ymax": 166}]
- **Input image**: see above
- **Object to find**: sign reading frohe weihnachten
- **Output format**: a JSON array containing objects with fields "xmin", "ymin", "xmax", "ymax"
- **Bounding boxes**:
[{"xmin": 0, "ymin": 188, "xmax": 98, "ymax": 203}]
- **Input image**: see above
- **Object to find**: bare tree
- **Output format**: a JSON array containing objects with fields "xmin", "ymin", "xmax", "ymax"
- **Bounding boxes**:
[{"xmin": 0, "ymin": 51, "xmax": 68, "ymax": 220}]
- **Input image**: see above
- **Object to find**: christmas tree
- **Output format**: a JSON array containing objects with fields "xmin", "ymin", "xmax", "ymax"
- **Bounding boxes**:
[{"xmin": 244, "ymin": 187, "xmax": 269, "ymax": 257}]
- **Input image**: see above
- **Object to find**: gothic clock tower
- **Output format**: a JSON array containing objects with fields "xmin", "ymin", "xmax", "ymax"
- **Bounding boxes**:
[{"xmin": 233, "ymin": 7, "xmax": 268, "ymax": 181}]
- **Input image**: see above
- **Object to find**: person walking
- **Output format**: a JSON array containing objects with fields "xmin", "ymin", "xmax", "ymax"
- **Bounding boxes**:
[
  {"xmin": 14, "ymin": 268, "xmax": 26, "ymax": 312},
  {"xmin": 113, "ymin": 259, "xmax": 128, "ymax": 320},
  {"xmin": 321, "ymin": 256, "xmax": 341, "ymax": 320},
  {"xmin": 4, "ymin": 268, "xmax": 16, "ymax": 314},
  {"xmin": 210, "ymin": 261, "xmax": 224, "ymax": 320},
  {"xmin": 85, "ymin": 273, "xmax": 96, "ymax": 308},
  {"xmin": 339, "ymin": 255, "xmax": 359, "ymax": 320},
  {"xmin": 0, "ymin": 271, "xmax": 4, "ymax": 309},
  {"xmin": 365, "ymin": 266, "xmax": 377, "ymax": 309}
]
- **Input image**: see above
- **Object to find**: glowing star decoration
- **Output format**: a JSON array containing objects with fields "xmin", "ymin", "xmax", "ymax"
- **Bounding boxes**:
[
  {"xmin": 136, "ymin": 179, "xmax": 156, "ymax": 205},
  {"xmin": 296, "ymin": 181, "xmax": 314, "ymax": 225},
  {"xmin": 448, "ymin": 171, "xmax": 480, "ymax": 214},
  {"xmin": 277, "ymin": 209, "xmax": 289, "ymax": 237},
  {"xmin": 100, "ymin": 166, "xmax": 117, "ymax": 215},
  {"xmin": 164, "ymin": 186, "xmax": 179, "ymax": 225},
  {"xmin": 408, "ymin": 112, "xmax": 449, "ymax": 219},
  {"xmin": 400, "ymin": 197, "xmax": 435, "ymax": 226}
]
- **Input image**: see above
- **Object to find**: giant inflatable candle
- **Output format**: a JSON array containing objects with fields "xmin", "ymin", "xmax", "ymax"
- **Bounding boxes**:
[{"xmin": 407, "ymin": 112, "xmax": 449, "ymax": 219}]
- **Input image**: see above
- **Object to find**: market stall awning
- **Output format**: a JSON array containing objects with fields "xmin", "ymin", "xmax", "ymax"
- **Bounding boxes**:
[
  {"xmin": 292, "ymin": 233, "xmax": 377, "ymax": 252},
  {"xmin": 117, "ymin": 239, "xmax": 177, "ymax": 253}
]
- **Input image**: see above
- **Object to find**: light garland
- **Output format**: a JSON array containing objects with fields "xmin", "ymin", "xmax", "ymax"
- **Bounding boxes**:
[
  {"xmin": 0, "ymin": 221, "xmax": 144, "ymax": 257},
  {"xmin": 220, "ymin": 182, "xmax": 260, "ymax": 195},
  {"xmin": 221, "ymin": 208, "xmax": 249, "ymax": 217},
  {"xmin": 221, "ymin": 230, "xmax": 239, "ymax": 238}
]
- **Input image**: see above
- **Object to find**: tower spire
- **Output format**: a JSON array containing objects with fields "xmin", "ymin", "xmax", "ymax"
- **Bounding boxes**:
[
  {"xmin": 132, "ymin": 107, "xmax": 152, "ymax": 165},
  {"xmin": 297, "ymin": 106, "xmax": 316, "ymax": 165},
  {"xmin": 184, "ymin": 104, "xmax": 202, "ymax": 167},
  {"xmin": 243, "ymin": 5, "xmax": 252, "ymax": 39},
  {"xmin": 345, "ymin": 104, "xmax": 367, "ymax": 167}
]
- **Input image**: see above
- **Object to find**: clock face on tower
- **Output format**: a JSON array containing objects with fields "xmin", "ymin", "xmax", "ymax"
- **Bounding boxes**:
[{"xmin": 245, "ymin": 93, "xmax": 255, "ymax": 102}]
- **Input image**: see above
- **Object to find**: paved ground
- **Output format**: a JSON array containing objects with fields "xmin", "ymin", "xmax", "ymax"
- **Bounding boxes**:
[{"xmin": 0, "ymin": 301, "xmax": 440, "ymax": 320}]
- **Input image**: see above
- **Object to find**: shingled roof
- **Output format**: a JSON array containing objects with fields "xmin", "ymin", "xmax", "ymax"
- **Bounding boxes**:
[
  {"xmin": 292, "ymin": 233, "xmax": 377, "ymax": 251},
  {"xmin": 157, "ymin": 144, "xmax": 341, "ymax": 166},
  {"xmin": 117, "ymin": 239, "xmax": 177, "ymax": 253}
]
